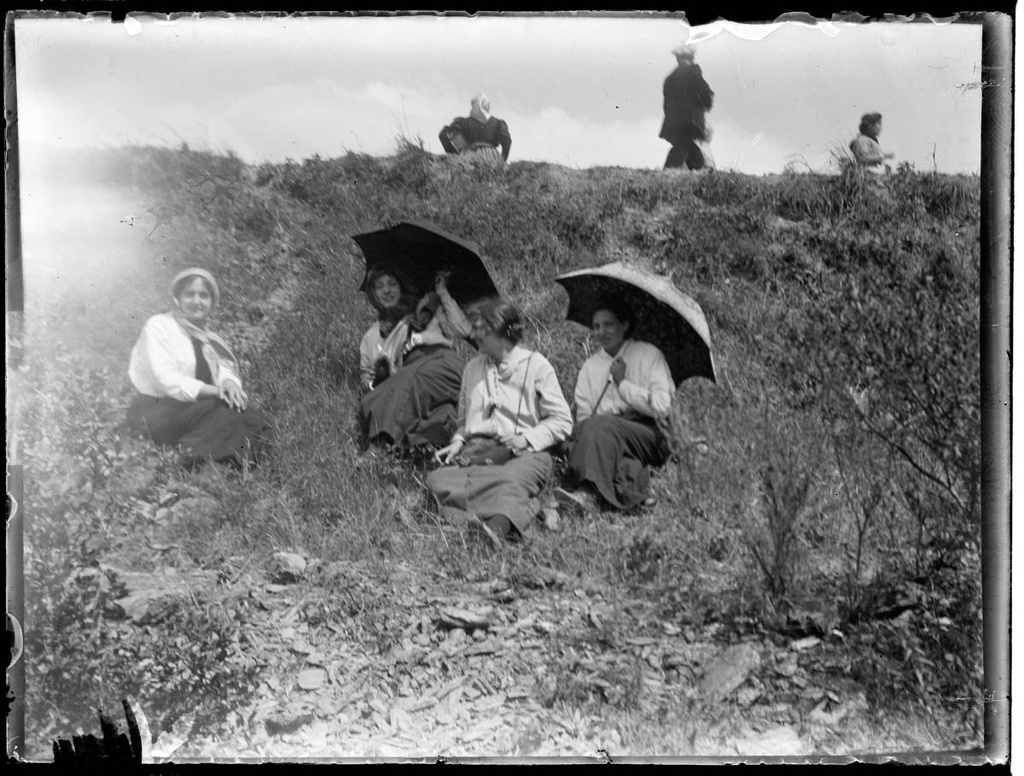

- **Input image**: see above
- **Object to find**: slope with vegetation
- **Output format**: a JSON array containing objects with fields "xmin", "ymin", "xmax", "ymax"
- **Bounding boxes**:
[{"xmin": 13, "ymin": 142, "xmax": 982, "ymax": 758}]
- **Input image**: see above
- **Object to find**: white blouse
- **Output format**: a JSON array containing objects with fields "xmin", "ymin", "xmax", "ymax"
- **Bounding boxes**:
[
  {"xmin": 128, "ymin": 313, "xmax": 242, "ymax": 402},
  {"xmin": 850, "ymin": 134, "xmax": 887, "ymax": 171},
  {"xmin": 574, "ymin": 339, "xmax": 674, "ymax": 423},
  {"xmin": 359, "ymin": 291, "xmax": 471, "ymax": 388},
  {"xmin": 453, "ymin": 345, "xmax": 573, "ymax": 453}
]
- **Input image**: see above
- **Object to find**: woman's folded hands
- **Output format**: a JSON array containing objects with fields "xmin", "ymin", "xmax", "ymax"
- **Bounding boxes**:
[
  {"xmin": 220, "ymin": 379, "xmax": 248, "ymax": 412},
  {"xmin": 434, "ymin": 437, "xmax": 465, "ymax": 465}
]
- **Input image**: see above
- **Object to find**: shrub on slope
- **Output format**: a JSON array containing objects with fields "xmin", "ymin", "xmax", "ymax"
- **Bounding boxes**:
[{"xmin": 20, "ymin": 144, "xmax": 982, "ymax": 741}]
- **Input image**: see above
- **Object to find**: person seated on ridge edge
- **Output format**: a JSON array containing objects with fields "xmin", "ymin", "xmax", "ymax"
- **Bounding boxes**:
[{"xmin": 439, "ymin": 94, "xmax": 512, "ymax": 162}]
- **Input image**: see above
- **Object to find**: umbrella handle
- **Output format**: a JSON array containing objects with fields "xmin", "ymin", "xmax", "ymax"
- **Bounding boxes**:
[
  {"xmin": 593, "ymin": 379, "xmax": 612, "ymax": 411},
  {"xmin": 592, "ymin": 342, "xmax": 628, "ymax": 413}
]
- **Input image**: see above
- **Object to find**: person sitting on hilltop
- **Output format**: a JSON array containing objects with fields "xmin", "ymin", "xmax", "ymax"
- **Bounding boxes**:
[
  {"xmin": 439, "ymin": 94, "xmax": 512, "ymax": 162},
  {"xmin": 555, "ymin": 298, "xmax": 673, "ymax": 516},
  {"xmin": 850, "ymin": 112, "xmax": 895, "ymax": 173},
  {"xmin": 428, "ymin": 300, "xmax": 572, "ymax": 547},
  {"xmin": 358, "ymin": 267, "xmax": 472, "ymax": 456},
  {"xmin": 127, "ymin": 267, "xmax": 274, "ymax": 469}
]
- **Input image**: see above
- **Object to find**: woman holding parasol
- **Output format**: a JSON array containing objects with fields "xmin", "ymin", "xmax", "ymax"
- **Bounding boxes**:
[
  {"xmin": 358, "ymin": 265, "xmax": 472, "ymax": 454},
  {"xmin": 556, "ymin": 297, "xmax": 674, "ymax": 512},
  {"xmin": 352, "ymin": 220, "xmax": 502, "ymax": 456},
  {"xmin": 553, "ymin": 262, "xmax": 716, "ymax": 514}
]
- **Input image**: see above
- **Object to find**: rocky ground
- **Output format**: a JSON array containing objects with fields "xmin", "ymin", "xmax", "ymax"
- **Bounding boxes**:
[{"xmin": 67, "ymin": 478, "xmax": 944, "ymax": 763}]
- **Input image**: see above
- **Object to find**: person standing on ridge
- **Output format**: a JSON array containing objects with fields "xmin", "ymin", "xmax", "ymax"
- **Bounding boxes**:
[
  {"xmin": 439, "ymin": 94, "xmax": 512, "ymax": 162},
  {"xmin": 659, "ymin": 44, "xmax": 714, "ymax": 171},
  {"xmin": 849, "ymin": 112, "xmax": 895, "ymax": 173}
]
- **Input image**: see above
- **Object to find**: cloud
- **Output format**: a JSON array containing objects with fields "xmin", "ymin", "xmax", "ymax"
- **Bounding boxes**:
[
  {"xmin": 15, "ymin": 16, "xmax": 981, "ymax": 174},
  {"xmin": 706, "ymin": 120, "xmax": 796, "ymax": 174},
  {"xmin": 492, "ymin": 105, "xmax": 657, "ymax": 169},
  {"xmin": 200, "ymin": 79, "xmax": 464, "ymax": 161}
]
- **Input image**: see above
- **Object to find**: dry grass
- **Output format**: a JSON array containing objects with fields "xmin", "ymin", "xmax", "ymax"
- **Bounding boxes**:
[{"xmin": 13, "ymin": 143, "xmax": 982, "ymax": 752}]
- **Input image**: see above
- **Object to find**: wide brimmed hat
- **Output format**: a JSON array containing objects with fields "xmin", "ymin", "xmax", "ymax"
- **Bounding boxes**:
[{"xmin": 170, "ymin": 267, "xmax": 220, "ymax": 307}]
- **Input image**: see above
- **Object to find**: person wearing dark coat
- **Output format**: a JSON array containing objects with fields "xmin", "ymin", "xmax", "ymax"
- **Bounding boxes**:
[
  {"xmin": 439, "ymin": 94, "xmax": 512, "ymax": 162},
  {"xmin": 659, "ymin": 44, "xmax": 714, "ymax": 171}
]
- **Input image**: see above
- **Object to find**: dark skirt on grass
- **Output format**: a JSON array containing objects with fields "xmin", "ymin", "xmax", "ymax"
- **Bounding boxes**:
[
  {"xmin": 564, "ymin": 413, "xmax": 670, "ymax": 510},
  {"xmin": 360, "ymin": 344, "xmax": 465, "ymax": 451},
  {"xmin": 127, "ymin": 393, "xmax": 274, "ymax": 466},
  {"xmin": 427, "ymin": 451, "xmax": 553, "ymax": 534}
]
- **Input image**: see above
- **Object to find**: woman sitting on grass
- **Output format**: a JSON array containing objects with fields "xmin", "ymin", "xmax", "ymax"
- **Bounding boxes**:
[
  {"xmin": 556, "ymin": 299, "xmax": 673, "ymax": 514},
  {"xmin": 359, "ymin": 266, "xmax": 472, "ymax": 455},
  {"xmin": 127, "ymin": 267, "xmax": 273, "ymax": 468},
  {"xmin": 428, "ymin": 300, "xmax": 573, "ymax": 547}
]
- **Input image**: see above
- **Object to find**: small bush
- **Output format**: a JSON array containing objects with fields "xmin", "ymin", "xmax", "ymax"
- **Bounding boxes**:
[
  {"xmin": 743, "ymin": 413, "xmax": 822, "ymax": 609},
  {"xmin": 21, "ymin": 145, "xmax": 982, "ymax": 748}
]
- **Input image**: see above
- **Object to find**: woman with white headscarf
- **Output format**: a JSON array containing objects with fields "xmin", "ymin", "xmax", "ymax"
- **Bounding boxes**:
[
  {"xmin": 439, "ymin": 94, "xmax": 513, "ymax": 161},
  {"xmin": 127, "ymin": 267, "xmax": 273, "ymax": 467}
]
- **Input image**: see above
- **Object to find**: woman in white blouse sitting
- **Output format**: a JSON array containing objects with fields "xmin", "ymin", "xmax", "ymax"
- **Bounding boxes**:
[
  {"xmin": 428, "ymin": 300, "xmax": 573, "ymax": 546},
  {"xmin": 557, "ymin": 299, "xmax": 673, "ymax": 512},
  {"xmin": 127, "ymin": 267, "xmax": 273, "ymax": 467},
  {"xmin": 358, "ymin": 266, "xmax": 472, "ymax": 454}
]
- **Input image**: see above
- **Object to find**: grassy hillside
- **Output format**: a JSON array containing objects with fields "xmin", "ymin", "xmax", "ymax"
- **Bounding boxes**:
[{"xmin": 13, "ymin": 143, "xmax": 982, "ymax": 755}]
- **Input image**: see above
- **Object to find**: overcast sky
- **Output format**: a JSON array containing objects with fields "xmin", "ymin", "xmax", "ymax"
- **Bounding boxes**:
[{"xmin": 15, "ymin": 14, "xmax": 982, "ymax": 176}]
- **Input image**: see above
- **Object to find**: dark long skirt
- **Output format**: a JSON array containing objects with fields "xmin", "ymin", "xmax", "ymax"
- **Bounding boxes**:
[
  {"xmin": 359, "ymin": 345, "xmax": 465, "ymax": 451},
  {"xmin": 427, "ymin": 451, "xmax": 553, "ymax": 534},
  {"xmin": 127, "ymin": 394, "xmax": 274, "ymax": 466},
  {"xmin": 564, "ymin": 413, "xmax": 670, "ymax": 510}
]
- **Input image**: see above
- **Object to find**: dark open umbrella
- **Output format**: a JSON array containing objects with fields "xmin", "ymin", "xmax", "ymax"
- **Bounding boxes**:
[
  {"xmin": 351, "ymin": 220, "xmax": 500, "ymax": 306},
  {"xmin": 554, "ymin": 262, "xmax": 716, "ymax": 385}
]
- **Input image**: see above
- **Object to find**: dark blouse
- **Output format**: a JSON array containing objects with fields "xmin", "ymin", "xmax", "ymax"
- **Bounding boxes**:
[
  {"xmin": 191, "ymin": 338, "xmax": 214, "ymax": 385},
  {"xmin": 442, "ymin": 116, "xmax": 512, "ymax": 160}
]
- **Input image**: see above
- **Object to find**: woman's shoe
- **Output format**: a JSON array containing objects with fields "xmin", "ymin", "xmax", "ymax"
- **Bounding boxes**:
[
  {"xmin": 554, "ymin": 486, "xmax": 583, "ymax": 511},
  {"xmin": 554, "ymin": 486, "xmax": 598, "ymax": 516},
  {"xmin": 467, "ymin": 515, "xmax": 503, "ymax": 550}
]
